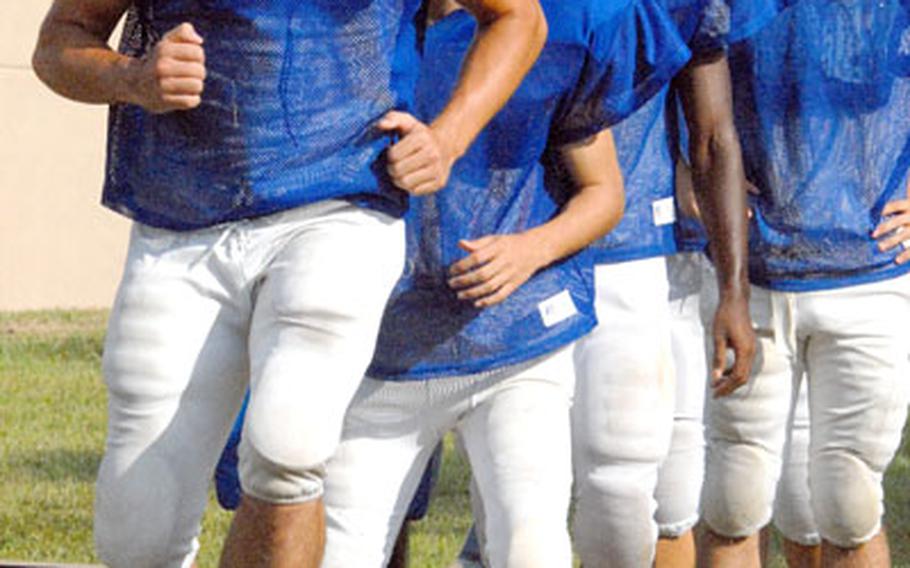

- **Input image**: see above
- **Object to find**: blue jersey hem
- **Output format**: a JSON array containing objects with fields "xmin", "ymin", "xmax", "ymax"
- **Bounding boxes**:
[
  {"xmin": 368, "ymin": 316, "xmax": 596, "ymax": 381},
  {"xmin": 101, "ymin": 188, "xmax": 408, "ymax": 231},
  {"xmin": 589, "ymin": 242, "xmax": 678, "ymax": 265},
  {"xmin": 751, "ymin": 262, "xmax": 910, "ymax": 293},
  {"xmin": 676, "ymin": 240, "xmax": 708, "ymax": 253}
]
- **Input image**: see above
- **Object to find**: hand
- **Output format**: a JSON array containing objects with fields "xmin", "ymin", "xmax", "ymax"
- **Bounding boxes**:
[
  {"xmin": 674, "ymin": 160, "xmax": 757, "ymax": 221},
  {"xmin": 378, "ymin": 111, "xmax": 456, "ymax": 195},
  {"xmin": 129, "ymin": 23, "xmax": 206, "ymax": 113},
  {"xmin": 447, "ymin": 234, "xmax": 548, "ymax": 307},
  {"xmin": 675, "ymin": 160, "xmax": 701, "ymax": 220},
  {"xmin": 709, "ymin": 291, "xmax": 756, "ymax": 397},
  {"xmin": 872, "ymin": 198, "xmax": 910, "ymax": 264}
]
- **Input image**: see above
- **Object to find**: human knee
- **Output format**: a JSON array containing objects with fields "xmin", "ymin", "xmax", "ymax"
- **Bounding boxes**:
[
  {"xmin": 810, "ymin": 452, "xmax": 883, "ymax": 548},
  {"xmin": 573, "ymin": 465, "xmax": 658, "ymax": 560},
  {"xmin": 772, "ymin": 460, "xmax": 819, "ymax": 546},
  {"xmin": 239, "ymin": 421, "xmax": 339, "ymax": 503},
  {"xmin": 659, "ymin": 518, "xmax": 698, "ymax": 539},
  {"xmin": 239, "ymin": 437, "xmax": 330, "ymax": 503},
  {"xmin": 573, "ymin": 393, "xmax": 672, "ymax": 468},
  {"xmin": 238, "ymin": 388, "xmax": 348, "ymax": 502},
  {"xmin": 657, "ymin": 447, "xmax": 702, "ymax": 538},
  {"xmin": 96, "ymin": 530, "xmax": 196, "ymax": 568},
  {"xmin": 575, "ymin": 461, "xmax": 658, "ymax": 511},
  {"xmin": 491, "ymin": 522, "xmax": 571, "ymax": 568},
  {"xmin": 702, "ymin": 444, "xmax": 777, "ymax": 538},
  {"xmin": 773, "ymin": 507, "xmax": 821, "ymax": 547},
  {"xmin": 95, "ymin": 474, "xmax": 198, "ymax": 568},
  {"xmin": 655, "ymin": 423, "xmax": 704, "ymax": 537},
  {"xmin": 94, "ymin": 452, "xmax": 207, "ymax": 568}
]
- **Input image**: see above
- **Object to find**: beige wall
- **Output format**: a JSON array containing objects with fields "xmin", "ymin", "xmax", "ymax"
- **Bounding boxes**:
[{"xmin": 1, "ymin": 2, "xmax": 130, "ymax": 311}]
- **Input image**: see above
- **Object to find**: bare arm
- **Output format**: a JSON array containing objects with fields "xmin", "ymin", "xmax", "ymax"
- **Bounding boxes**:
[
  {"xmin": 674, "ymin": 52, "xmax": 755, "ymax": 397},
  {"xmin": 33, "ymin": 0, "xmax": 206, "ymax": 113},
  {"xmin": 381, "ymin": 0, "xmax": 547, "ymax": 195},
  {"xmin": 32, "ymin": 0, "xmax": 133, "ymax": 104},
  {"xmin": 448, "ymin": 129, "xmax": 625, "ymax": 307},
  {"xmin": 434, "ymin": 0, "xmax": 547, "ymax": 160}
]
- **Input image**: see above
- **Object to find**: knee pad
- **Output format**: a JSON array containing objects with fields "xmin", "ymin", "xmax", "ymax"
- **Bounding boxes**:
[
  {"xmin": 810, "ymin": 452, "xmax": 883, "ymax": 548},
  {"xmin": 239, "ymin": 436, "xmax": 328, "ymax": 504},
  {"xmin": 492, "ymin": 521, "xmax": 572, "ymax": 568},
  {"xmin": 239, "ymin": 395, "xmax": 346, "ymax": 503},
  {"xmin": 95, "ymin": 463, "xmax": 200, "ymax": 568},
  {"xmin": 96, "ymin": 530, "xmax": 198, "ymax": 568},
  {"xmin": 772, "ymin": 454, "xmax": 820, "ymax": 546},
  {"xmin": 573, "ymin": 465, "xmax": 659, "ymax": 567},
  {"xmin": 655, "ymin": 418, "xmax": 704, "ymax": 538},
  {"xmin": 702, "ymin": 443, "xmax": 777, "ymax": 538},
  {"xmin": 773, "ymin": 506, "xmax": 821, "ymax": 547}
]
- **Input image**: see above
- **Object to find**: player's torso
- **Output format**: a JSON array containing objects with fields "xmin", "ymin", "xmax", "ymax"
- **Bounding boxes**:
[
  {"xmin": 371, "ymin": 0, "xmax": 688, "ymax": 380},
  {"xmin": 104, "ymin": 0, "xmax": 422, "ymax": 229},
  {"xmin": 731, "ymin": 0, "xmax": 910, "ymax": 290},
  {"xmin": 591, "ymin": 87, "xmax": 680, "ymax": 263},
  {"xmin": 591, "ymin": 0, "xmax": 744, "ymax": 264}
]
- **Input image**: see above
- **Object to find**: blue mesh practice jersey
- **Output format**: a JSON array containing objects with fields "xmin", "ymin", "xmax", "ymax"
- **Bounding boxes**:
[
  {"xmin": 103, "ymin": 0, "xmax": 423, "ymax": 230},
  {"xmin": 731, "ymin": 0, "xmax": 910, "ymax": 291},
  {"xmin": 591, "ymin": 0, "xmax": 777, "ymax": 263},
  {"xmin": 367, "ymin": 0, "xmax": 691, "ymax": 381}
]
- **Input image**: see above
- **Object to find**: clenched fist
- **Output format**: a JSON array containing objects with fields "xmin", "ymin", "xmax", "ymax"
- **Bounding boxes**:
[
  {"xmin": 129, "ymin": 23, "xmax": 206, "ymax": 113},
  {"xmin": 378, "ymin": 111, "xmax": 456, "ymax": 195}
]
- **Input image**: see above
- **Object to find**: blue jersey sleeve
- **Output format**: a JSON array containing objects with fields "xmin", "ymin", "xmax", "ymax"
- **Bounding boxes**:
[{"xmin": 550, "ymin": 0, "xmax": 691, "ymax": 147}]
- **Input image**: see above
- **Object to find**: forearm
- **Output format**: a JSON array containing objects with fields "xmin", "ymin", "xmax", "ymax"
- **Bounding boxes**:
[
  {"xmin": 690, "ymin": 129, "xmax": 750, "ymax": 295},
  {"xmin": 677, "ymin": 55, "xmax": 750, "ymax": 297},
  {"xmin": 523, "ymin": 183, "xmax": 624, "ymax": 268},
  {"xmin": 432, "ymin": 1, "xmax": 546, "ymax": 159},
  {"xmin": 33, "ymin": 4, "xmax": 135, "ymax": 105}
]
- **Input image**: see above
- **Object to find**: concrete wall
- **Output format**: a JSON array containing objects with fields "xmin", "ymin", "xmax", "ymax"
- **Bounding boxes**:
[{"xmin": 0, "ymin": 3, "xmax": 130, "ymax": 311}]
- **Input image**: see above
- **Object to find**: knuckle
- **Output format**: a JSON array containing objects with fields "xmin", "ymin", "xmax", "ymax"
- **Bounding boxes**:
[{"xmin": 154, "ymin": 59, "xmax": 171, "ymax": 79}]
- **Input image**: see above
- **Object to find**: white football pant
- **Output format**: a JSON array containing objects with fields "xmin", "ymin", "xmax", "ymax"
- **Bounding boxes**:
[{"xmin": 95, "ymin": 201, "xmax": 405, "ymax": 567}]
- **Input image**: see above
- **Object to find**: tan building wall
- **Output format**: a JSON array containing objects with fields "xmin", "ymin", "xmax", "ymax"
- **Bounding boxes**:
[{"xmin": 1, "ymin": 2, "xmax": 130, "ymax": 311}]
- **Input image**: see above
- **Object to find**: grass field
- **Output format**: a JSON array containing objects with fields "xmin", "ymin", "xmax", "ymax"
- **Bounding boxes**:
[{"xmin": 0, "ymin": 310, "xmax": 908, "ymax": 566}]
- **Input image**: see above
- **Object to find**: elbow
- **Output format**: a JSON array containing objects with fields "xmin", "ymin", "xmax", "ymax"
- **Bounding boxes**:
[
  {"xmin": 32, "ymin": 42, "xmax": 51, "ymax": 86},
  {"xmin": 32, "ymin": 49, "xmax": 55, "ymax": 89},
  {"xmin": 527, "ymin": 1, "xmax": 548, "ymax": 60},
  {"xmin": 610, "ymin": 184, "xmax": 626, "ymax": 231},
  {"xmin": 690, "ymin": 123, "xmax": 741, "ymax": 175},
  {"xmin": 689, "ymin": 124, "xmax": 740, "ymax": 185},
  {"xmin": 484, "ymin": 0, "xmax": 547, "ymax": 59},
  {"xmin": 32, "ymin": 26, "xmax": 58, "ymax": 89},
  {"xmin": 593, "ymin": 181, "xmax": 626, "ymax": 240}
]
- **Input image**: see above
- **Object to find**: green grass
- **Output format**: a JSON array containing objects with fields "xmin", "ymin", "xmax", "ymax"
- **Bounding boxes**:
[
  {"xmin": 0, "ymin": 310, "xmax": 473, "ymax": 566},
  {"xmin": 0, "ymin": 310, "xmax": 908, "ymax": 566}
]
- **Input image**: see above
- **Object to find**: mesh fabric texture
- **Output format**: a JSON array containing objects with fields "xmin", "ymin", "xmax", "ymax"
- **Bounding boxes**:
[
  {"xmin": 591, "ymin": 0, "xmax": 777, "ymax": 263},
  {"xmin": 731, "ymin": 0, "xmax": 910, "ymax": 290},
  {"xmin": 368, "ymin": 0, "xmax": 690, "ymax": 380},
  {"xmin": 104, "ymin": 0, "xmax": 422, "ymax": 230}
]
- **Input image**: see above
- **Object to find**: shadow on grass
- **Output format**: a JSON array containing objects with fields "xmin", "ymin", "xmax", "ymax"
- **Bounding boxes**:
[{"xmin": 7, "ymin": 448, "xmax": 102, "ymax": 482}]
